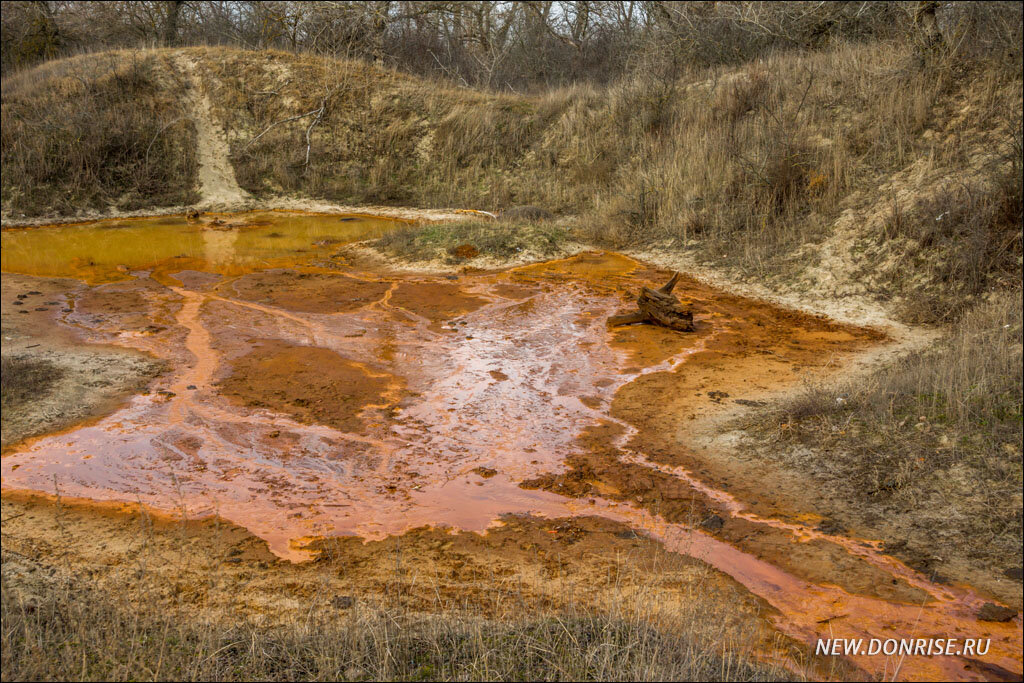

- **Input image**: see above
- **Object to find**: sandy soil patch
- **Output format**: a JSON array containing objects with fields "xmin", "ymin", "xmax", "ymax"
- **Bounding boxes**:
[{"xmin": 1, "ymin": 274, "xmax": 164, "ymax": 451}]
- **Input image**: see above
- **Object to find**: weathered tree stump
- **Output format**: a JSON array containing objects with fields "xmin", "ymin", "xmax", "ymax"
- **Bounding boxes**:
[{"xmin": 608, "ymin": 272, "xmax": 695, "ymax": 332}]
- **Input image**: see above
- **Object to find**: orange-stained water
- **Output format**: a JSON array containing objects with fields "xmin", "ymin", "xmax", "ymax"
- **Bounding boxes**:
[
  {"xmin": 0, "ymin": 211, "xmax": 402, "ymax": 284},
  {"xmin": 1, "ymin": 213, "xmax": 1020, "ymax": 681}
]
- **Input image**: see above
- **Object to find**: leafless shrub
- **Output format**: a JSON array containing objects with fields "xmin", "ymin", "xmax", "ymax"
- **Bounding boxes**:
[{"xmin": 1, "ymin": 51, "xmax": 198, "ymax": 215}]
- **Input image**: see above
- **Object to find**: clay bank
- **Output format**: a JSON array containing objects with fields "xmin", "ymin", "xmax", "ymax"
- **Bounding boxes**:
[{"xmin": 1, "ymin": 211, "xmax": 1020, "ymax": 681}]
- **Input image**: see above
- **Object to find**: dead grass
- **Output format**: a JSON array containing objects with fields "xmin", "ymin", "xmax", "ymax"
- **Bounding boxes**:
[
  {"xmin": 748, "ymin": 291, "xmax": 1023, "ymax": 581},
  {"xmin": 876, "ymin": 126, "xmax": 1023, "ymax": 323},
  {"xmin": 177, "ymin": 40, "xmax": 1021, "ymax": 299},
  {"xmin": 0, "ymin": 50, "xmax": 199, "ymax": 216},
  {"xmin": 375, "ymin": 219, "xmax": 568, "ymax": 263},
  {"xmin": 0, "ymin": 559, "xmax": 793, "ymax": 682},
  {"xmin": 2, "ymin": 40, "xmax": 1019, "ymax": 314}
]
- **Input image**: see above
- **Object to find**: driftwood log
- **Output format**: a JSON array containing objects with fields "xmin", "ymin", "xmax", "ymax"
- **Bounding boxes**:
[{"xmin": 607, "ymin": 272, "xmax": 694, "ymax": 332}]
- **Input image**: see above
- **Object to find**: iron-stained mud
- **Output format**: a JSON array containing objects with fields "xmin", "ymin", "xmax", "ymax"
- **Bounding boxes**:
[{"xmin": 1, "ymin": 212, "xmax": 1020, "ymax": 681}]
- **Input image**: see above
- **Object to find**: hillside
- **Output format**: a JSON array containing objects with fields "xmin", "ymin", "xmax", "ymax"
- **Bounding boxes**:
[
  {"xmin": 1, "ymin": 50, "xmax": 199, "ymax": 215},
  {"xmin": 2, "ymin": 44, "xmax": 1021, "ymax": 324}
]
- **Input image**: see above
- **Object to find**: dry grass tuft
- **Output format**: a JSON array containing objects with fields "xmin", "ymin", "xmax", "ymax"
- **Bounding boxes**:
[
  {"xmin": 1, "ymin": 562, "xmax": 793, "ymax": 682},
  {"xmin": 750, "ymin": 292, "xmax": 1023, "ymax": 579},
  {"xmin": 375, "ymin": 219, "xmax": 567, "ymax": 263}
]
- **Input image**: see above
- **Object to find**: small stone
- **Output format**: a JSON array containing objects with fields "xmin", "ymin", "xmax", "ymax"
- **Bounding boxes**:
[
  {"xmin": 700, "ymin": 514, "xmax": 725, "ymax": 532},
  {"xmin": 187, "ymin": 385, "xmax": 197, "ymax": 390},
  {"xmin": 815, "ymin": 518, "xmax": 846, "ymax": 535},
  {"xmin": 977, "ymin": 603, "xmax": 1017, "ymax": 622}
]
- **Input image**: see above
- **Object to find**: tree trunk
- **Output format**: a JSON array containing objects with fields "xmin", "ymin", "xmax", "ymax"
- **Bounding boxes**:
[
  {"xmin": 913, "ymin": 1, "xmax": 943, "ymax": 52},
  {"xmin": 163, "ymin": 1, "xmax": 184, "ymax": 47},
  {"xmin": 607, "ymin": 272, "xmax": 695, "ymax": 332}
]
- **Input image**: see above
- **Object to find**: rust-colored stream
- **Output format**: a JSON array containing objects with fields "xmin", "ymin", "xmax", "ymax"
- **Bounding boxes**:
[{"xmin": 1, "ymin": 213, "xmax": 1020, "ymax": 681}]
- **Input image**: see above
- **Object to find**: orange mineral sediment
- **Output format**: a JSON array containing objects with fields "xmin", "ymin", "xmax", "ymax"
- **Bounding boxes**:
[{"xmin": 1, "ymin": 214, "xmax": 1020, "ymax": 681}]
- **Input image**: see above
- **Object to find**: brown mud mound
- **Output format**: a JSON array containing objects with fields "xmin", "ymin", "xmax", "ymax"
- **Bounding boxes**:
[
  {"xmin": 228, "ymin": 270, "xmax": 391, "ymax": 314},
  {"xmin": 387, "ymin": 281, "xmax": 488, "ymax": 322},
  {"xmin": 74, "ymin": 281, "xmax": 169, "ymax": 333},
  {"xmin": 170, "ymin": 269, "xmax": 223, "ymax": 291},
  {"xmin": 218, "ymin": 340, "xmax": 396, "ymax": 432}
]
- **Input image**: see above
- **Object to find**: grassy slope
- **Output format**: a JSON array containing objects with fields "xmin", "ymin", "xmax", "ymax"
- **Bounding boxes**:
[
  {"xmin": 1, "ymin": 44, "xmax": 1019, "ymax": 319},
  {"xmin": 745, "ymin": 292, "xmax": 1022, "ymax": 594},
  {"xmin": 0, "ymin": 50, "xmax": 199, "ymax": 216},
  {"xmin": 183, "ymin": 44, "xmax": 1021, "ymax": 321}
]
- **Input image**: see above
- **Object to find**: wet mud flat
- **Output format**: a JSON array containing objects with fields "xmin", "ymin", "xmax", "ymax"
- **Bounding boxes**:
[{"xmin": 1, "ymin": 212, "xmax": 1021, "ymax": 681}]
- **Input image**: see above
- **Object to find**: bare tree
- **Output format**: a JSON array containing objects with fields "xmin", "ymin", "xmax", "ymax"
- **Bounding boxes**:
[{"xmin": 2, "ymin": 1, "xmax": 1020, "ymax": 84}]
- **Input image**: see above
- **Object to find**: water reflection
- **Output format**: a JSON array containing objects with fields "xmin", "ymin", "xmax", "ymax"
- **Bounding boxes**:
[
  {"xmin": 201, "ymin": 226, "xmax": 240, "ymax": 268},
  {"xmin": 1, "ymin": 211, "xmax": 402, "ymax": 283}
]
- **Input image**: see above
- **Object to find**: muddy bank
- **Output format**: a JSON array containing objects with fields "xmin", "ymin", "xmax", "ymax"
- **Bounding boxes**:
[
  {"xmin": 1, "ymin": 274, "xmax": 163, "ymax": 451},
  {"xmin": 2, "ymin": 212, "xmax": 1021, "ymax": 680},
  {"xmin": 617, "ymin": 248, "xmax": 1022, "ymax": 612},
  {"xmin": 0, "ymin": 491, "xmax": 795, "ymax": 661},
  {"xmin": 218, "ymin": 340, "xmax": 400, "ymax": 433},
  {"xmin": 0, "ymin": 201, "xmax": 495, "ymax": 229}
]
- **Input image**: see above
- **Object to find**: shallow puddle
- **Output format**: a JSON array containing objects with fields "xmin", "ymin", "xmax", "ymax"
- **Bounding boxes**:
[
  {"xmin": 1, "ymin": 211, "xmax": 400, "ymax": 284},
  {"xmin": 1, "ymin": 212, "xmax": 1020, "ymax": 681}
]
